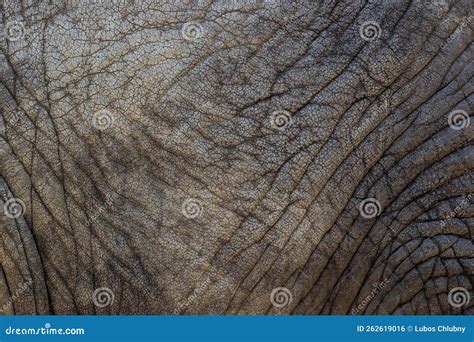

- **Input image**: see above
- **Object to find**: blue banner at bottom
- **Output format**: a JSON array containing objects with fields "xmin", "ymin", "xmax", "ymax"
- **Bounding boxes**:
[{"xmin": 0, "ymin": 316, "xmax": 472, "ymax": 342}]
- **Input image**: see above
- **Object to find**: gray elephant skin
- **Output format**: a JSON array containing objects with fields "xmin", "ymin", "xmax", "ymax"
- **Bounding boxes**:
[{"xmin": 0, "ymin": 0, "xmax": 472, "ymax": 315}]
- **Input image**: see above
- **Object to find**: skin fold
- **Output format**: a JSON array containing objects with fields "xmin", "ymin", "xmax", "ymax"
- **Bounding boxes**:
[{"xmin": 0, "ymin": 0, "xmax": 472, "ymax": 315}]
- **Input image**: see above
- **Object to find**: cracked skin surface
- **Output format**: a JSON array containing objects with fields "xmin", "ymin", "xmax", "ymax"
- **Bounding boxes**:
[{"xmin": 0, "ymin": 0, "xmax": 473, "ymax": 315}]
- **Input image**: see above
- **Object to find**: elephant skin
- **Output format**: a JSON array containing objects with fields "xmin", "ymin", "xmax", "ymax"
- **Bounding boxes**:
[{"xmin": 0, "ymin": 0, "xmax": 473, "ymax": 315}]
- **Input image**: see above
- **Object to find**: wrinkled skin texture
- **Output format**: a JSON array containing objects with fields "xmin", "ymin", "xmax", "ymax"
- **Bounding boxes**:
[{"xmin": 0, "ymin": 0, "xmax": 473, "ymax": 315}]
